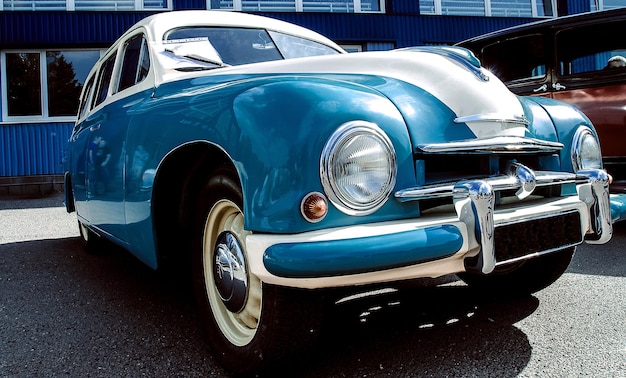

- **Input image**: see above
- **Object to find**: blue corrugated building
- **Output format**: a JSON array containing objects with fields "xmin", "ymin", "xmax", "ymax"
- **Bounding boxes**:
[{"xmin": 0, "ymin": 0, "xmax": 621, "ymax": 193}]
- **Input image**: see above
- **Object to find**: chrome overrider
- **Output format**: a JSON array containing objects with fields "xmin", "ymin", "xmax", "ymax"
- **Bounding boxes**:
[{"xmin": 395, "ymin": 164, "xmax": 612, "ymax": 275}]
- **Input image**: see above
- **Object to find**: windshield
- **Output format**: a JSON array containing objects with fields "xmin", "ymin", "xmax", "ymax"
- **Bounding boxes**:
[{"xmin": 162, "ymin": 27, "xmax": 340, "ymax": 68}]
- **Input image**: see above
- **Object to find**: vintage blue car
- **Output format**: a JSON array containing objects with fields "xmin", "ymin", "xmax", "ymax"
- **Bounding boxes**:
[{"xmin": 64, "ymin": 10, "xmax": 614, "ymax": 374}]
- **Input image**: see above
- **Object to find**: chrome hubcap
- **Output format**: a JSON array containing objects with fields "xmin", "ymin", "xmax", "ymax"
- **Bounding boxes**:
[{"xmin": 213, "ymin": 231, "xmax": 248, "ymax": 313}]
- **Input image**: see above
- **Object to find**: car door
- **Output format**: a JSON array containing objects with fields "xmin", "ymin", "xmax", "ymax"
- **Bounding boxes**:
[
  {"xmin": 81, "ymin": 47, "xmax": 130, "ymax": 241},
  {"xmin": 478, "ymin": 32, "xmax": 553, "ymax": 98},
  {"xmin": 69, "ymin": 73, "xmax": 97, "ymax": 222},
  {"xmin": 550, "ymin": 19, "xmax": 626, "ymax": 188}
]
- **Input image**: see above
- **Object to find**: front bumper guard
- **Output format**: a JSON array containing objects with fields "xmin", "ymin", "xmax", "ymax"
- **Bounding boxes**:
[{"xmin": 395, "ymin": 167, "xmax": 612, "ymax": 274}]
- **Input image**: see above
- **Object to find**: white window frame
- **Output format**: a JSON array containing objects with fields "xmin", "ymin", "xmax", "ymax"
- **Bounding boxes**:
[
  {"xmin": 591, "ymin": 0, "xmax": 626, "ymax": 11},
  {"xmin": 208, "ymin": 0, "xmax": 385, "ymax": 13},
  {"xmin": 420, "ymin": 0, "xmax": 556, "ymax": 18},
  {"xmin": 0, "ymin": 0, "xmax": 172, "ymax": 11},
  {"xmin": 1, "ymin": 49, "xmax": 105, "ymax": 124}
]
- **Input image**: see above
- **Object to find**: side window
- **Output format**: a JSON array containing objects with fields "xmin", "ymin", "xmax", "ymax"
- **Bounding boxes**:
[
  {"xmin": 481, "ymin": 34, "xmax": 546, "ymax": 83},
  {"xmin": 556, "ymin": 21, "xmax": 626, "ymax": 76},
  {"xmin": 93, "ymin": 53, "xmax": 117, "ymax": 107},
  {"xmin": 137, "ymin": 38, "xmax": 151, "ymax": 82},
  {"xmin": 77, "ymin": 74, "xmax": 96, "ymax": 119},
  {"xmin": 118, "ymin": 34, "xmax": 150, "ymax": 92}
]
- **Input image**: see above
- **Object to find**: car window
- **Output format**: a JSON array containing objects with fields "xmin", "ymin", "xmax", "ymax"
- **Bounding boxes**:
[
  {"xmin": 93, "ymin": 52, "xmax": 117, "ymax": 107},
  {"xmin": 164, "ymin": 27, "xmax": 340, "ymax": 66},
  {"xmin": 77, "ymin": 74, "xmax": 96, "ymax": 119},
  {"xmin": 268, "ymin": 31, "xmax": 339, "ymax": 59},
  {"xmin": 480, "ymin": 34, "xmax": 546, "ymax": 83},
  {"xmin": 556, "ymin": 20, "xmax": 626, "ymax": 76},
  {"xmin": 118, "ymin": 33, "xmax": 150, "ymax": 92},
  {"xmin": 166, "ymin": 28, "xmax": 283, "ymax": 65}
]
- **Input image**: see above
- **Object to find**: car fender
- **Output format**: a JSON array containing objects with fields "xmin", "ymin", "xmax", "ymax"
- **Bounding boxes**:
[{"xmin": 224, "ymin": 77, "xmax": 417, "ymax": 232}]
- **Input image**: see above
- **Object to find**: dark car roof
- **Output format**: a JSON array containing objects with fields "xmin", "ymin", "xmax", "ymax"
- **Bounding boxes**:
[{"xmin": 457, "ymin": 7, "xmax": 626, "ymax": 47}]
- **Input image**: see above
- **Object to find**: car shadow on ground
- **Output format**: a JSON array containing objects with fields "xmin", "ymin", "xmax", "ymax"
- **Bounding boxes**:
[
  {"xmin": 0, "ymin": 234, "xmax": 542, "ymax": 377},
  {"xmin": 297, "ymin": 280, "xmax": 537, "ymax": 378}
]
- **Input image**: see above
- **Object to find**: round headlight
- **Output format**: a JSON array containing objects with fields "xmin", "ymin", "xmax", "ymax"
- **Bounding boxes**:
[
  {"xmin": 320, "ymin": 121, "xmax": 397, "ymax": 216},
  {"xmin": 571, "ymin": 127, "xmax": 602, "ymax": 172}
]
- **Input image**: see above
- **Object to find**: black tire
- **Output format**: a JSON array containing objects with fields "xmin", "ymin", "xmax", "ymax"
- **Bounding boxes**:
[
  {"xmin": 457, "ymin": 247, "xmax": 575, "ymax": 296},
  {"xmin": 191, "ymin": 168, "xmax": 323, "ymax": 375}
]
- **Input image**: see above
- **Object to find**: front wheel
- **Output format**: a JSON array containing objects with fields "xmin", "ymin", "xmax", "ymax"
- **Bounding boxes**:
[
  {"xmin": 192, "ymin": 170, "xmax": 322, "ymax": 374},
  {"xmin": 457, "ymin": 247, "xmax": 575, "ymax": 296}
]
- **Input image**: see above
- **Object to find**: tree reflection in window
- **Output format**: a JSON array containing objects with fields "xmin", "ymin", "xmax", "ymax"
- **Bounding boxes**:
[
  {"xmin": 4, "ymin": 50, "xmax": 100, "ymax": 119},
  {"xmin": 6, "ymin": 53, "xmax": 42, "ymax": 117},
  {"xmin": 47, "ymin": 51, "xmax": 83, "ymax": 117}
]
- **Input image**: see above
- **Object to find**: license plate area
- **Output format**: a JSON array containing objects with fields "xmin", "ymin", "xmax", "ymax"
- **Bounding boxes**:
[{"xmin": 494, "ymin": 210, "xmax": 582, "ymax": 263}]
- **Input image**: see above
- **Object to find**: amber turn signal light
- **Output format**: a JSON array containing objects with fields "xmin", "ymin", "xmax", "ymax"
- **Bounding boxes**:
[{"xmin": 301, "ymin": 192, "xmax": 328, "ymax": 223}]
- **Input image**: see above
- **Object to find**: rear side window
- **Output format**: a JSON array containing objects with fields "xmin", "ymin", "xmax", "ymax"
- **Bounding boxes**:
[
  {"xmin": 77, "ymin": 74, "xmax": 95, "ymax": 119},
  {"xmin": 118, "ymin": 34, "xmax": 150, "ymax": 92},
  {"xmin": 556, "ymin": 20, "xmax": 626, "ymax": 76},
  {"xmin": 480, "ymin": 34, "xmax": 546, "ymax": 83},
  {"xmin": 93, "ymin": 53, "xmax": 117, "ymax": 107}
]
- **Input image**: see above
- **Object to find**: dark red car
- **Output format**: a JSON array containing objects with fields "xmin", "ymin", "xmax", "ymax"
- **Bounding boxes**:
[{"xmin": 458, "ymin": 8, "xmax": 626, "ymax": 192}]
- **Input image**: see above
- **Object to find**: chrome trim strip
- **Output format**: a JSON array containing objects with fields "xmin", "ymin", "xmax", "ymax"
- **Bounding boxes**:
[
  {"xmin": 417, "ymin": 136, "xmax": 564, "ymax": 154},
  {"xmin": 454, "ymin": 113, "xmax": 530, "ymax": 126},
  {"xmin": 494, "ymin": 208, "xmax": 579, "ymax": 228},
  {"xmin": 494, "ymin": 242, "xmax": 581, "ymax": 267},
  {"xmin": 395, "ymin": 169, "xmax": 580, "ymax": 202}
]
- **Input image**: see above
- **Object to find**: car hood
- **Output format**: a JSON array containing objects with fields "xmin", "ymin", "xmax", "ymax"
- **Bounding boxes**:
[{"xmin": 193, "ymin": 47, "xmax": 531, "ymax": 145}]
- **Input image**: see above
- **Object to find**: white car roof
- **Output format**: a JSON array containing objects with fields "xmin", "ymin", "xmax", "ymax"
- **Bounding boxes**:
[{"xmin": 120, "ymin": 10, "xmax": 341, "ymax": 50}]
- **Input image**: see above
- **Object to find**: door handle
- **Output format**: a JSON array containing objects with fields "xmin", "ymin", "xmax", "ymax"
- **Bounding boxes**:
[
  {"xmin": 552, "ymin": 83, "xmax": 566, "ymax": 90},
  {"xmin": 533, "ymin": 84, "xmax": 548, "ymax": 93},
  {"xmin": 89, "ymin": 124, "xmax": 101, "ymax": 132}
]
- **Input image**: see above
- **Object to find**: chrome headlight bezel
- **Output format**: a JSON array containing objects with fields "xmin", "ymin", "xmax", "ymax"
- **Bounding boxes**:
[
  {"xmin": 571, "ymin": 126, "xmax": 602, "ymax": 172},
  {"xmin": 320, "ymin": 121, "xmax": 397, "ymax": 216}
]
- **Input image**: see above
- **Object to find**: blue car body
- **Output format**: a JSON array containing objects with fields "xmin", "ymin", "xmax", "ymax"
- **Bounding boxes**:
[{"xmin": 63, "ymin": 10, "xmax": 618, "ymax": 373}]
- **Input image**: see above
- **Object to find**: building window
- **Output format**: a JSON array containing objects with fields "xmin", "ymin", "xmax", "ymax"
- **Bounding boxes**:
[
  {"xmin": 208, "ymin": 0, "xmax": 383, "ymax": 12},
  {"xmin": 420, "ymin": 0, "xmax": 556, "ymax": 17},
  {"xmin": 0, "ymin": 0, "xmax": 170, "ymax": 11},
  {"xmin": 590, "ymin": 0, "xmax": 626, "ymax": 11},
  {"xmin": 1, "ymin": 50, "xmax": 101, "ymax": 122}
]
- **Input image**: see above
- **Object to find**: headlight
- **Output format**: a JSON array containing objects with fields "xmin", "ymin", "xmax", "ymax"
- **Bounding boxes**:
[
  {"xmin": 320, "ymin": 121, "xmax": 396, "ymax": 216},
  {"xmin": 571, "ymin": 126, "xmax": 602, "ymax": 172}
]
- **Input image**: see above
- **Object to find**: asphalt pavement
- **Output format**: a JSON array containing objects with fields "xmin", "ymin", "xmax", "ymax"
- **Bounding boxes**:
[{"xmin": 1, "ymin": 192, "xmax": 625, "ymax": 377}]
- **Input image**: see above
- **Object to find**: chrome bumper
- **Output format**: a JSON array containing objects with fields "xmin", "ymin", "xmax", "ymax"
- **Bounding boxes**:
[{"xmin": 395, "ymin": 167, "xmax": 612, "ymax": 274}]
